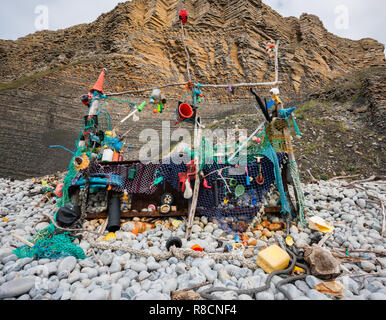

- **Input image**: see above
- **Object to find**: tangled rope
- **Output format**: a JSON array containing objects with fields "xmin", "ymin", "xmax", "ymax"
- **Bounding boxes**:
[
  {"xmin": 288, "ymin": 160, "xmax": 307, "ymax": 227},
  {"xmin": 200, "ymin": 236, "xmax": 310, "ymax": 300},
  {"xmin": 88, "ymin": 239, "xmax": 258, "ymax": 270}
]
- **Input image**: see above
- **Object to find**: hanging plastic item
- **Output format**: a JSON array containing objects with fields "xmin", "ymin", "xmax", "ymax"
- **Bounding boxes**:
[
  {"xmin": 184, "ymin": 180, "xmax": 193, "ymax": 199},
  {"xmin": 179, "ymin": 9, "xmax": 188, "ymax": 24},
  {"xmin": 175, "ymin": 101, "xmax": 194, "ymax": 124},
  {"xmin": 265, "ymin": 40, "xmax": 276, "ymax": 59},
  {"xmin": 74, "ymin": 153, "xmax": 90, "ymax": 170},
  {"xmin": 185, "ymin": 81, "xmax": 193, "ymax": 90},
  {"xmin": 235, "ymin": 185, "xmax": 245, "ymax": 198},
  {"xmin": 54, "ymin": 183, "xmax": 64, "ymax": 198},
  {"xmin": 102, "ymin": 149, "xmax": 114, "ymax": 162},
  {"xmin": 80, "ymin": 94, "xmax": 91, "ymax": 107},
  {"xmin": 150, "ymin": 89, "xmax": 166, "ymax": 114}
]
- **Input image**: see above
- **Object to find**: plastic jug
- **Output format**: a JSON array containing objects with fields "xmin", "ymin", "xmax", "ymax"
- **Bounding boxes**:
[
  {"xmin": 102, "ymin": 148, "xmax": 114, "ymax": 162},
  {"xmin": 257, "ymin": 244, "xmax": 290, "ymax": 274}
]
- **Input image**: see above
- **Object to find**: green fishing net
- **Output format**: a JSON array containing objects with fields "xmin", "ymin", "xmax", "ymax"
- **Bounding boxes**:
[{"xmin": 13, "ymin": 213, "xmax": 86, "ymax": 260}]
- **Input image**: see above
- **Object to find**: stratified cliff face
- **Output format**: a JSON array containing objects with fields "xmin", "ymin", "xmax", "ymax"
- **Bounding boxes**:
[{"xmin": 0, "ymin": 0, "xmax": 385, "ymax": 179}]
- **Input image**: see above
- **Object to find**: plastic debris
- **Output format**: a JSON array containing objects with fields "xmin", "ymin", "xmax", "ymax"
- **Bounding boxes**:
[
  {"xmin": 314, "ymin": 281, "xmax": 344, "ymax": 299},
  {"xmin": 308, "ymin": 216, "xmax": 335, "ymax": 233},
  {"xmin": 257, "ymin": 244, "xmax": 290, "ymax": 274},
  {"xmin": 292, "ymin": 266, "xmax": 305, "ymax": 275},
  {"xmin": 285, "ymin": 236, "xmax": 294, "ymax": 246},
  {"xmin": 171, "ymin": 219, "xmax": 183, "ymax": 228},
  {"xmin": 191, "ymin": 244, "xmax": 203, "ymax": 252},
  {"xmin": 105, "ymin": 232, "xmax": 117, "ymax": 241}
]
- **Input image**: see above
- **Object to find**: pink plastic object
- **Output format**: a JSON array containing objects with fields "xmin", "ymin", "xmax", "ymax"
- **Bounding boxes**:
[{"xmin": 54, "ymin": 183, "xmax": 64, "ymax": 198}]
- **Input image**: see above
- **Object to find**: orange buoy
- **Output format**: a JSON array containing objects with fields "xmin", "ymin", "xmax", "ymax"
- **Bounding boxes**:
[
  {"xmin": 112, "ymin": 152, "xmax": 120, "ymax": 162},
  {"xmin": 179, "ymin": 103, "xmax": 194, "ymax": 120}
]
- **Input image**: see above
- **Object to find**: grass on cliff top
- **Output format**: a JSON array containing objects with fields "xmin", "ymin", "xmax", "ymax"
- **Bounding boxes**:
[
  {"xmin": 0, "ymin": 60, "xmax": 87, "ymax": 91},
  {"xmin": 320, "ymin": 66, "xmax": 385, "ymax": 102}
]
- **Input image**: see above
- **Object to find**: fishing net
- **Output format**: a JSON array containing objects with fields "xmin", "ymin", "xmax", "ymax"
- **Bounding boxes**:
[
  {"xmin": 158, "ymin": 152, "xmax": 287, "ymax": 233},
  {"xmin": 73, "ymin": 162, "xmax": 161, "ymax": 195},
  {"xmin": 288, "ymin": 160, "xmax": 307, "ymax": 226},
  {"xmin": 13, "ymin": 213, "xmax": 86, "ymax": 260}
]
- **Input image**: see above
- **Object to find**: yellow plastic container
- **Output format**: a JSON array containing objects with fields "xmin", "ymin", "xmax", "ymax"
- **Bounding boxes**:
[{"xmin": 257, "ymin": 244, "xmax": 290, "ymax": 274}]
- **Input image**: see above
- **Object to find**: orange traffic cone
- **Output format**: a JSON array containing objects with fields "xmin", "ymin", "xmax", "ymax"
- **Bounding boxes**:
[{"xmin": 90, "ymin": 69, "xmax": 106, "ymax": 94}]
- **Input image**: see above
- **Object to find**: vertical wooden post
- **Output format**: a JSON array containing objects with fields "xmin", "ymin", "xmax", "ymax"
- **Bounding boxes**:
[
  {"xmin": 274, "ymin": 40, "xmax": 280, "ymax": 84},
  {"xmin": 186, "ymin": 112, "xmax": 201, "ymax": 240}
]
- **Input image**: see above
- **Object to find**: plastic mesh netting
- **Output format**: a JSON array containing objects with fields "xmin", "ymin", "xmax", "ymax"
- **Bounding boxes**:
[
  {"xmin": 13, "ymin": 213, "xmax": 86, "ymax": 260},
  {"xmin": 159, "ymin": 152, "xmax": 287, "ymax": 233}
]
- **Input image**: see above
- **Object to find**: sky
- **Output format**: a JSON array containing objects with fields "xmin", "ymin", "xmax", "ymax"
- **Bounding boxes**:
[{"xmin": 0, "ymin": 0, "xmax": 384, "ymax": 47}]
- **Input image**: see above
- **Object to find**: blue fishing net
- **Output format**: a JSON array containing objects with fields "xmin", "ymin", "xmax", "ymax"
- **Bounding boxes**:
[{"xmin": 159, "ymin": 153, "xmax": 287, "ymax": 233}]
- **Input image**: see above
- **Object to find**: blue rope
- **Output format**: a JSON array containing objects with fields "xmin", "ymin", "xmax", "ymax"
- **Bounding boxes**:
[
  {"xmin": 262, "ymin": 143, "xmax": 291, "ymax": 215},
  {"xmin": 49, "ymin": 145, "xmax": 75, "ymax": 155}
]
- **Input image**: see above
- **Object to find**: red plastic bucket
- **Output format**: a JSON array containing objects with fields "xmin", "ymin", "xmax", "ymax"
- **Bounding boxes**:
[{"xmin": 178, "ymin": 103, "xmax": 194, "ymax": 120}]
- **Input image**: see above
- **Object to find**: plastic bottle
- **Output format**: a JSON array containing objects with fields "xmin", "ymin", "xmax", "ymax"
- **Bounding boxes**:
[{"xmin": 102, "ymin": 148, "xmax": 114, "ymax": 162}]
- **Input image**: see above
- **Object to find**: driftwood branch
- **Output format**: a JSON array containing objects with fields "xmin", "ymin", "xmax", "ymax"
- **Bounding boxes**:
[
  {"xmin": 318, "ymin": 232, "xmax": 333, "ymax": 247},
  {"xmin": 343, "ymin": 176, "xmax": 386, "ymax": 188},
  {"xmin": 329, "ymin": 174, "xmax": 360, "ymax": 181},
  {"xmin": 138, "ymin": 272, "xmax": 154, "ymax": 283},
  {"xmin": 12, "ymin": 234, "xmax": 34, "ymax": 247},
  {"xmin": 181, "ymin": 281, "xmax": 214, "ymax": 292},
  {"xmin": 334, "ymin": 248, "xmax": 386, "ymax": 257},
  {"xmin": 42, "ymin": 213, "xmax": 101, "ymax": 236},
  {"xmin": 345, "ymin": 272, "xmax": 386, "ymax": 279},
  {"xmin": 306, "ymin": 169, "xmax": 318, "ymax": 183}
]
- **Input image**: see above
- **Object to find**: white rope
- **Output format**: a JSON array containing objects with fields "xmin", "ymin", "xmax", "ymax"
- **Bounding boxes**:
[
  {"xmin": 105, "ymin": 82, "xmax": 187, "ymax": 97},
  {"xmin": 103, "ymin": 39, "xmax": 282, "ymax": 98},
  {"xmin": 199, "ymin": 81, "xmax": 282, "ymax": 88},
  {"xmin": 181, "ymin": 22, "xmax": 192, "ymax": 82},
  {"xmin": 227, "ymin": 121, "xmax": 266, "ymax": 162},
  {"xmin": 88, "ymin": 239, "xmax": 258, "ymax": 270}
]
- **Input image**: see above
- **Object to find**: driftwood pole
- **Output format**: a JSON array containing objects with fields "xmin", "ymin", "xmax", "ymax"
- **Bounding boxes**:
[{"xmin": 186, "ymin": 111, "xmax": 201, "ymax": 240}]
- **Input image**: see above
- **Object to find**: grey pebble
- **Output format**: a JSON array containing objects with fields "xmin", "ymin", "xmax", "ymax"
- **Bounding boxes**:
[
  {"xmin": 110, "ymin": 284, "xmax": 122, "ymax": 300},
  {"xmin": 368, "ymin": 292, "xmax": 386, "ymax": 300},
  {"xmin": 87, "ymin": 288, "xmax": 108, "ymax": 300},
  {"xmin": 57, "ymin": 256, "xmax": 77, "ymax": 279},
  {"xmin": 360, "ymin": 261, "xmax": 376, "ymax": 272},
  {"xmin": 2, "ymin": 254, "xmax": 18, "ymax": 264},
  {"xmin": 72, "ymin": 287, "xmax": 89, "ymax": 300},
  {"xmin": 0, "ymin": 277, "xmax": 36, "ymax": 299},
  {"xmin": 147, "ymin": 261, "xmax": 161, "ymax": 271},
  {"xmin": 60, "ymin": 291, "xmax": 72, "ymax": 300},
  {"xmin": 130, "ymin": 262, "xmax": 147, "ymax": 273},
  {"xmin": 255, "ymin": 291, "xmax": 274, "ymax": 300},
  {"xmin": 305, "ymin": 275, "xmax": 322, "ymax": 289},
  {"xmin": 307, "ymin": 289, "xmax": 330, "ymax": 300}
]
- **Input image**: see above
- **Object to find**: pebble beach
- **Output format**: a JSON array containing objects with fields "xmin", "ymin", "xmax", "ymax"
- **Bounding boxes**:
[{"xmin": 0, "ymin": 177, "xmax": 385, "ymax": 300}]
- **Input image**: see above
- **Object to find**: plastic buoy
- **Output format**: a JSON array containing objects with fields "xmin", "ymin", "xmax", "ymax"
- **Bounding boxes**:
[
  {"xmin": 179, "ymin": 9, "xmax": 188, "ymax": 24},
  {"xmin": 179, "ymin": 103, "xmax": 194, "ymax": 120}
]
